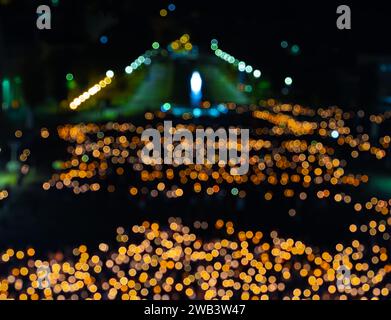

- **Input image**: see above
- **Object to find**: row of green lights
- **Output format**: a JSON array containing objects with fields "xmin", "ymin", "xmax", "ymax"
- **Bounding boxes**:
[
  {"xmin": 281, "ymin": 40, "xmax": 300, "ymax": 55},
  {"xmin": 67, "ymin": 41, "xmax": 161, "ymax": 110},
  {"xmin": 211, "ymin": 39, "xmax": 261, "ymax": 79},
  {"xmin": 124, "ymin": 43, "xmax": 160, "ymax": 74}
]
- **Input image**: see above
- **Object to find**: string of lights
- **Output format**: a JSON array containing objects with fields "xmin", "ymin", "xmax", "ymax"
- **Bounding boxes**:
[
  {"xmin": 211, "ymin": 39, "xmax": 262, "ymax": 79},
  {"xmin": 69, "ymin": 71, "xmax": 115, "ymax": 110},
  {"xmin": 69, "ymin": 43, "xmax": 161, "ymax": 110}
]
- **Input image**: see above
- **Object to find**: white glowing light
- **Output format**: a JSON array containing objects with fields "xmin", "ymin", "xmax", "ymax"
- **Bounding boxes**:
[
  {"xmin": 285, "ymin": 76, "xmax": 293, "ymax": 86},
  {"xmin": 331, "ymin": 130, "xmax": 339, "ymax": 139},
  {"xmin": 190, "ymin": 71, "xmax": 202, "ymax": 94},
  {"xmin": 253, "ymin": 70, "xmax": 261, "ymax": 78},
  {"xmin": 245, "ymin": 65, "xmax": 253, "ymax": 73},
  {"xmin": 106, "ymin": 70, "xmax": 114, "ymax": 78},
  {"xmin": 238, "ymin": 61, "xmax": 246, "ymax": 72}
]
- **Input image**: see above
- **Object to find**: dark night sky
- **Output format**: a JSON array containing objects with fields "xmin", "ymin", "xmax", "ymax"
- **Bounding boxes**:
[
  {"xmin": 3, "ymin": 1, "xmax": 391, "ymax": 56},
  {"xmin": 2, "ymin": 0, "xmax": 391, "ymax": 107}
]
